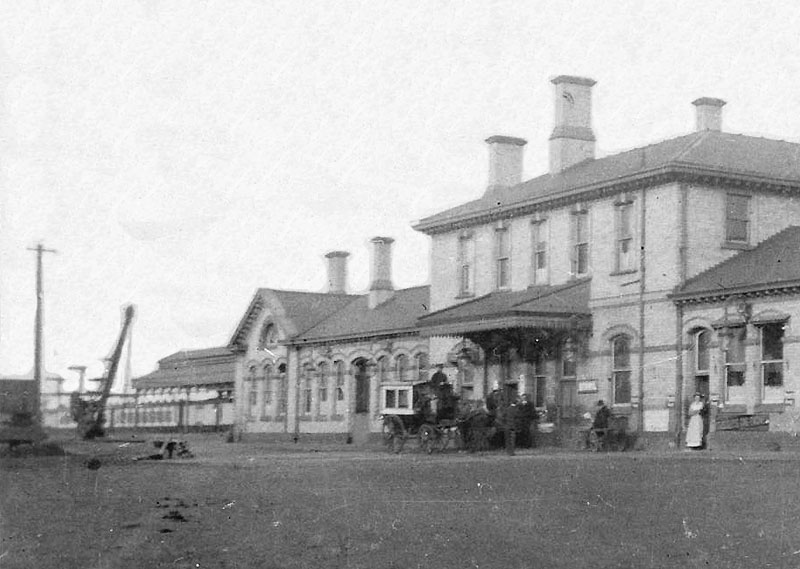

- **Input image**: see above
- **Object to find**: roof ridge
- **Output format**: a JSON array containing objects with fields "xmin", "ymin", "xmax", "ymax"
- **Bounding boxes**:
[
  {"xmin": 672, "ymin": 130, "xmax": 709, "ymax": 163},
  {"xmin": 510, "ymin": 278, "xmax": 591, "ymax": 308},
  {"xmin": 419, "ymin": 291, "xmax": 495, "ymax": 320}
]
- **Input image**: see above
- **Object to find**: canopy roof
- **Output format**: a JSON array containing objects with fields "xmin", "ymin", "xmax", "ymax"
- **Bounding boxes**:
[{"xmin": 417, "ymin": 279, "xmax": 591, "ymax": 337}]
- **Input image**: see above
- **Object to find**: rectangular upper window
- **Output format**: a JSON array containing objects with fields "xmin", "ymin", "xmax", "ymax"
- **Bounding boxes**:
[
  {"xmin": 531, "ymin": 219, "xmax": 548, "ymax": 285},
  {"xmin": 615, "ymin": 201, "xmax": 635, "ymax": 272},
  {"xmin": 495, "ymin": 224, "xmax": 510, "ymax": 289},
  {"xmin": 726, "ymin": 193, "xmax": 750, "ymax": 243},
  {"xmin": 458, "ymin": 233, "xmax": 475, "ymax": 296},
  {"xmin": 571, "ymin": 209, "xmax": 589, "ymax": 276}
]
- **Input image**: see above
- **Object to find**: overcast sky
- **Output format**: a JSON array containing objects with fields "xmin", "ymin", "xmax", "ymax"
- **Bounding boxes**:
[{"xmin": 3, "ymin": 1, "xmax": 800, "ymax": 387}]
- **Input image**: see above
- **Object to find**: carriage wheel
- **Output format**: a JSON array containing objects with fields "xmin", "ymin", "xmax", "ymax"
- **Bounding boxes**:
[
  {"xmin": 382, "ymin": 416, "xmax": 406, "ymax": 454},
  {"xmin": 418, "ymin": 424, "xmax": 437, "ymax": 454}
]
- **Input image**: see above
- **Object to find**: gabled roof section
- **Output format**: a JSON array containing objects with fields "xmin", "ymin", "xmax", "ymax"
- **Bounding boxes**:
[
  {"xmin": 133, "ymin": 346, "xmax": 237, "ymax": 390},
  {"xmin": 415, "ymin": 131, "xmax": 800, "ymax": 234},
  {"xmin": 416, "ymin": 279, "xmax": 591, "ymax": 337},
  {"xmin": 228, "ymin": 288, "xmax": 358, "ymax": 349},
  {"xmin": 672, "ymin": 226, "xmax": 800, "ymax": 302},
  {"xmin": 159, "ymin": 347, "xmax": 234, "ymax": 364},
  {"xmin": 290, "ymin": 286, "xmax": 430, "ymax": 344}
]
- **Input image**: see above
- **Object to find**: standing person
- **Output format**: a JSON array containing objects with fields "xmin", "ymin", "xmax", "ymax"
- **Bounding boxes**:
[
  {"xmin": 430, "ymin": 364, "xmax": 447, "ymax": 389},
  {"xmin": 586, "ymin": 400, "xmax": 611, "ymax": 449},
  {"xmin": 516, "ymin": 393, "xmax": 537, "ymax": 448},
  {"xmin": 502, "ymin": 399, "xmax": 519, "ymax": 456},
  {"xmin": 686, "ymin": 393, "xmax": 706, "ymax": 450}
]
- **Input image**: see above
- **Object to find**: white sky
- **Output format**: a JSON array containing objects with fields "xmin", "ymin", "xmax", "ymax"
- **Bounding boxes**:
[{"xmin": 3, "ymin": 0, "xmax": 800, "ymax": 388}]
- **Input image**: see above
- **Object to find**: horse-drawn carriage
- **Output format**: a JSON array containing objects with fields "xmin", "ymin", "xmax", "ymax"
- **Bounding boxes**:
[{"xmin": 380, "ymin": 380, "xmax": 462, "ymax": 453}]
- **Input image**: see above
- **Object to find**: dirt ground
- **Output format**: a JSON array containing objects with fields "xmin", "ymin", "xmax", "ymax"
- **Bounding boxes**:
[{"xmin": 3, "ymin": 435, "xmax": 800, "ymax": 569}]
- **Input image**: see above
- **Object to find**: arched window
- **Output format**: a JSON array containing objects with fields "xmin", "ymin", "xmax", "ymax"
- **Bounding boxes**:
[
  {"xmin": 263, "ymin": 364, "xmax": 274, "ymax": 415},
  {"xmin": 377, "ymin": 356, "xmax": 389, "ymax": 383},
  {"xmin": 302, "ymin": 366, "xmax": 313, "ymax": 415},
  {"xmin": 694, "ymin": 329, "xmax": 711, "ymax": 398},
  {"xmin": 724, "ymin": 326, "xmax": 746, "ymax": 402},
  {"xmin": 396, "ymin": 354, "xmax": 409, "ymax": 382},
  {"xmin": 612, "ymin": 336, "xmax": 632, "ymax": 404},
  {"xmin": 335, "ymin": 361, "xmax": 345, "ymax": 402},
  {"xmin": 247, "ymin": 365, "xmax": 258, "ymax": 419},
  {"xmin": 318, "ymin": 362, "xmax": 329, "ymax": 409},
  {"xmin": 258, "ymin": 323, "xmax": 279, "ymax": 350},
  {"xmin": 277, "ymin": 363, "xmax": 288, "ymax": 415}
]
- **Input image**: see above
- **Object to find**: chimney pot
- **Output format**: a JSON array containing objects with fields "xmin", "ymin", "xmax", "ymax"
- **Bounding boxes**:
[
  {"xmin": 325, "ymin": 250, "xmax": 349, "ymax": 294},
  {"xmin": 485, "ymin": 135, "xmax": 527, "ymax": 193},
  {"xmin": 549, "ymin": 75, "xmax": 597, "ymax": 174},
  {"xmin": 692, "ymin": 97, "xmax": 726, "ymax": 132},
  {"xmin": 368, "ymin": 237, "xmax": 394, "ymax": 308}
]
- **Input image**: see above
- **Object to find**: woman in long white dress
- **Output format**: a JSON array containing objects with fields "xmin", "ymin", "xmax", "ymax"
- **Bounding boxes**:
[{"xmin": 685, "ymin": 393, "xmax": 706, "ymax": 449}]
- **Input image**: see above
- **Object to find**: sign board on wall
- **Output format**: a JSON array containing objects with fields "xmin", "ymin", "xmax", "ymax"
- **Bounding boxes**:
[{"xmin": 577, "ymin": 380, "xmax": 598, "ymax": 394}]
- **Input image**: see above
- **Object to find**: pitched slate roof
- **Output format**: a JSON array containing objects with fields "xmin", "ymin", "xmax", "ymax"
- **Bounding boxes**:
[
  {"xmin": 290, "ymin": 286, "xmax": 430, "ymax": 344},
  {"xmin": 416, "ymin": 279, "xmax": 591, "ymax": 337},
  {"xmin": 133, "ymin": 346, "xmax": 237, "ymax": 390},
  {"xmin": 228, "ymin": 289, "xmax": 358, "ymax": 348},
  {"xmin": 158, "ymin": 346, "xmax": 234, "ymax": 363},
  {"xmin": 415, "ymin": 131, "xmax": 800, "ymax": 234},
  {"xmin": 672, "ymin": 226, "xmax": 800, "ymax": 302}
]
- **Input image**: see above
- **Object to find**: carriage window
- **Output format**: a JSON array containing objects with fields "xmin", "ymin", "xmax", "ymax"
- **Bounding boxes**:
[
  {"xmin": 385, "ymin": 390, "xmax": 396, "ymax": 409},
  {"xmin": 398, "ymin": 389, "xmax": 409, "ymax": 408}
]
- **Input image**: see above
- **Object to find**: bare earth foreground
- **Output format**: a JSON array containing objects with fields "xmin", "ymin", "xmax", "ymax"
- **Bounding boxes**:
[{"xmin": 3, "ymin": 435, "xmax": 800, "ymax": 569}]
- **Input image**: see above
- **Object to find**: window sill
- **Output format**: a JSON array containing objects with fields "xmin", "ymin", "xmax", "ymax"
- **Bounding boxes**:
[
  {"xmin": 609, "ymin": 269, "xmax": 637, "ymax": 277},
  {"xmin": 757, "ymin": 403, "xmax": 786, "ymax": 413},
  {"xmin": 455, "ymin": 292, "xmax": 475, "ymax": 300},
  {"xmin": 718, "ymin": 404, "xmax": 747, "ymax": 414},
  {"xmin": 722, "ymin": 241, "xmax": 753, "ymax": 251}
]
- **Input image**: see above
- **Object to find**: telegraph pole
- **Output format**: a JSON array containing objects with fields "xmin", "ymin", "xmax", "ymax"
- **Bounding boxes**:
[{"xmin": 27, "ymin": 243, "xmax": 57, "ymax": 425}]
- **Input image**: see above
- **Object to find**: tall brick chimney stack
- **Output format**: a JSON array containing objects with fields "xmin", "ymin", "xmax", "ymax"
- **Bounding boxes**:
[
  {"xmin": 325, "ymin": 250, "xmax": 349, "ymax": 294},
  {"xmin": 692, "ymin": 97, "xmax": 726, "ymax": 132},
  {"xmin": 485, "ymin": 135, "xmax": 527, "ymax": 192},
  {"xmin": 368, "ymin": 237, "xmax": 394, "ymax": 309},
  {"xmin": 549, "ymin": 75, "xmax": 597, "ymax": 174}
]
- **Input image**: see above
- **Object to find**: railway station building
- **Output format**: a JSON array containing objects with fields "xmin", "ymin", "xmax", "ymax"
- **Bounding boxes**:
[
  {"xmin": 415, "ymin": 76, "xmax": 800, "ymax": 436},
  {"xmin": 131, "ymin": 74, "xmax": 800, "ymax": 442}
]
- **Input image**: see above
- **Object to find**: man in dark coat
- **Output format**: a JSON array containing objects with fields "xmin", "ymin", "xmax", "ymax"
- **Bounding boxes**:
[
  {"xmin": 593, "ymin": 400, "xmax": 611, "ymax": 431},
  {"xmin": 430, "ymin": 364, "xmax": 447, "ymax": 389},
  {"xmin": 516, "ymin": 393, "xmax": 538, "ymax": 448}
]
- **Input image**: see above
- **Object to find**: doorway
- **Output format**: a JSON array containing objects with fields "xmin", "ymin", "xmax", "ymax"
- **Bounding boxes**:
[{"xmin": 351, "ymin": 359, "xmax": 371, "ymax": 445}]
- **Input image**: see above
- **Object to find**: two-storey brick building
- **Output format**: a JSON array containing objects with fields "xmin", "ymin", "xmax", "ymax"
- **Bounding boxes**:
[{"xmin": 415, "ymin": 76, "xmax": 800, "ymax": 437}]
